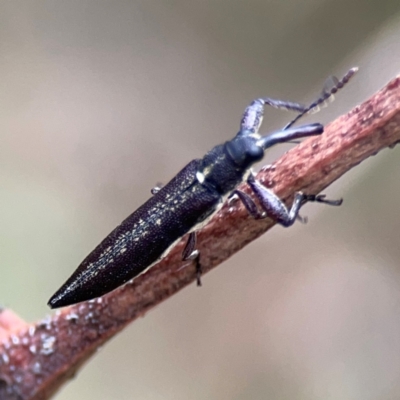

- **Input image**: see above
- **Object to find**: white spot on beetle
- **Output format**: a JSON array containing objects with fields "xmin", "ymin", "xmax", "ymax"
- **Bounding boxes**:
[{"xmin": 196, "ymin": 171, "xmax": 205, "ymax": 183}]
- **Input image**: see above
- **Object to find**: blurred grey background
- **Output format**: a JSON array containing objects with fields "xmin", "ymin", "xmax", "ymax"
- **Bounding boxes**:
[{"xmin": 2, "ymin": 1, "xmax": 400, "ymax": 399}]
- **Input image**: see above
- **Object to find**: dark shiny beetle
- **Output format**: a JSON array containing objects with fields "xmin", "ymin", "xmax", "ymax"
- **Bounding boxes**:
[{"xmin": 48, "ymin": 68, "xmax": 357, "ymax": 308}]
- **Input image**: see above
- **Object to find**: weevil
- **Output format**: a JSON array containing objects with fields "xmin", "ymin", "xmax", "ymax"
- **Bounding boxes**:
[{"xmin": 48, "ymin": 68, "xmax": 357, "ymax": 308}]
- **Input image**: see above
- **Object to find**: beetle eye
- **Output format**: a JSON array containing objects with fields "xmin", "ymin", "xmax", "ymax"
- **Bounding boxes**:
[
  {"xmin": 246, "ymin": 143, "xmax": 263, "ymax": 162},
  {"xmin": 225, "ymin": 138, "xmax": 264, "ymax": 168}
]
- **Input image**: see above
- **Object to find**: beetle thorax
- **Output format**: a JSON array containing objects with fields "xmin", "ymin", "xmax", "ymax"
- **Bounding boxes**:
[{"xmin": 197, "ymin": 137, "xmax": 264, "ymax": 195}]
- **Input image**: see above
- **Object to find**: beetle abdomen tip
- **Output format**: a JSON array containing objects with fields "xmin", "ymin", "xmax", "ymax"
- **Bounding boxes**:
[{"xmin": 47, "ymin": 292, "xmax": 72, "ymax": 309}]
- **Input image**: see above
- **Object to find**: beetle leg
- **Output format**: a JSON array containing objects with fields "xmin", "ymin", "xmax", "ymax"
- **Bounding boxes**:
[
  {"xmin": 235, "ymin": 188, "xmax": 309, "ymax": 224},
  {"xmin": 235, "ymin": 188, "xmax": 309, "ymax": 223},
  {"xmin": 182, "ymin": 232, "xmax": 202, "ymax": 286},
  {"xmin": 233, "ymin": 189, "xmax": 266, "ymax": 219},
  {"xmin": 247, "ymin": 176, "xmax": 302, "ymax": 227},
  {"xmin": 302, "ymin": 194, "xmax": 343, "ymax": 206},
  {"xmin": 247, "ymin": 175, "xmax": 341, "ymax": 227},
  {"xmin": 296, "ymin": 214, "xmax": 308, "ymax": 224},
  {"xmin": 182, "ymin": 231, "xmax": 196, "ymax": 260},
  {"xmin": 150, "ymin": 183, "xmax": 163, "ymax": 195},
  {"xmin": 241, "ymin": 98, "xmax": 307, "ymax": 134}
]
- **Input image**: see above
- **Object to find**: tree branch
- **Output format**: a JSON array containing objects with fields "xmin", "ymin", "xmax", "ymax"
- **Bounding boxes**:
[{"xmin": 1, "ymin": 75, "xmax": 400, "ymax": 400}]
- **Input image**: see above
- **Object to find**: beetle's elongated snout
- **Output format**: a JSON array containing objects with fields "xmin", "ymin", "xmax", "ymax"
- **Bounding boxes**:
[{"xmin": 257, "ymin": 123, "xmax": 323, "ymax": 150}]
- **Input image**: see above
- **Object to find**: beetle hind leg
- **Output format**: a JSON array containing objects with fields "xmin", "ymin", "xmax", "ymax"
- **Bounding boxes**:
[{"xmin": 182, "ymin": 232, "xmax": 202, "ymax": 286}]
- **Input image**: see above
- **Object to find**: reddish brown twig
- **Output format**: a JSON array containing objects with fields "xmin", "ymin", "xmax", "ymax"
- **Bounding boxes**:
[{"xmin": 1, "ymin": 75, "xmax": 400, "ymax": 400}]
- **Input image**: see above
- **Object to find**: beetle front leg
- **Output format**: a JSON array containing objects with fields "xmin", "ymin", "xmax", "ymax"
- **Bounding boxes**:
[
  {"xmin": 246, "ymin": 175, "xmax": 303, "ymax": 227},
  {"xmin": 233, "ymin": 189, "xmax": 266, "ymax": 219},
  {"xmin": 241, "ymin": 98, "xmax": 307, "ymax": 134},
  {"xmin": 182, "ymin": 232, "xmax": 202, "ymax": 286},
  {"xmin": 235, "ymin": 187, "xmax": 309, "ymax": 223},
  {"xmin": 246, "ymin": 175, "xmax": 342, "ymax": 227}
]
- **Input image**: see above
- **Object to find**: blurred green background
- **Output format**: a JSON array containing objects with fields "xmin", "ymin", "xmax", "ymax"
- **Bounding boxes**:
[{"xmin": 2, "ymin": 1, "xmax": 400, "ymax": 399}]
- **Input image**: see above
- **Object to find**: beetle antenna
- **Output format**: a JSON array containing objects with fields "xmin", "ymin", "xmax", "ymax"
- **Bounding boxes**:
[{"xmin": 283, "ymin": 67, "xmax": 358, "ymax": 130}]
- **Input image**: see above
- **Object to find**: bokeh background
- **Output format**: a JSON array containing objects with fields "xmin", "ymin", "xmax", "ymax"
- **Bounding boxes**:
[{"xmin": 2, "ymin": 1, "xmax": 400, "ymax": 399}]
